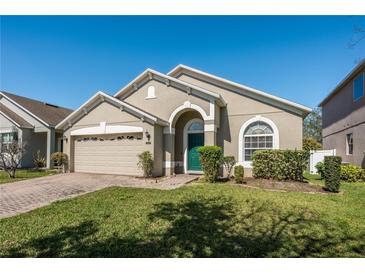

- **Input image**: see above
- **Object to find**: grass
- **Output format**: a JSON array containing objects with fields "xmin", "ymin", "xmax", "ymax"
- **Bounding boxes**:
[
  {"xmin": 0, "ymin": 173, "xmax": 364, "ymax": 257},
  {"xmin": 0, "ymin": 169, "xmax": 59, "ymax": 184}
]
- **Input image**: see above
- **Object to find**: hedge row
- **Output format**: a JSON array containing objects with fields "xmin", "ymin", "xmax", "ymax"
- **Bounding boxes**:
[{"xmin": 252, "ymin": 150, "xmax": 309, "ymax": 182}]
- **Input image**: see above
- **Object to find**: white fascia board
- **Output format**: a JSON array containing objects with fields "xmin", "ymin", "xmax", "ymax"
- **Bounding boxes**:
[
  {"xmin": 56, "ymin": 91, "xmax": 167, "ymax": 129},
  {"xmin": 167, "ymin": 64, "xmax": 312, "ymax": 114},
  {"xmin": 113, "ymin": 69, "xmax": 227, "ymax": 106},
  {"xmin": 0, "ymin": 92, "xmax": 50, "ymax": 127}
]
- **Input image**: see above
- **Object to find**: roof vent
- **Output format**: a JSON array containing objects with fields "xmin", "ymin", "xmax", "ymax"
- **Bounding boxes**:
[{"xmin": 44, "ymin": 102, "xmax": 59, "ymax": 108}]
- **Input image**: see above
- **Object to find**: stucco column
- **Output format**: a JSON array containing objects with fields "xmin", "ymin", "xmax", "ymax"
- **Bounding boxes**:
[
  {"xmin": 163, "ymin": 127, "xmax": 175, "ymax": 175},
  {"xmin": 204, "ymin": 122, "xmax": 216, "ymax": 146},
  {"xmin": 46, "ymin": 128, "xmax": 55, "ymax": 169}
]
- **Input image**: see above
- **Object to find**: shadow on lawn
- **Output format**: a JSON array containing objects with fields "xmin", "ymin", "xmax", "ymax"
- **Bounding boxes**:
[{"xmin": 4, "ymin": 197, "xmax": 365, "ymax": 257}]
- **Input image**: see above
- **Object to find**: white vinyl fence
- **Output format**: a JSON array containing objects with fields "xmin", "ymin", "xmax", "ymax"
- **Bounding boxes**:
[{"xmin": 309, "ymin": 149, "xmax": 336, "ymax": 174}]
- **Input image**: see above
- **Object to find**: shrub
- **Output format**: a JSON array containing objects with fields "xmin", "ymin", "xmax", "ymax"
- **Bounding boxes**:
[
  {"xmin": 197, "ymin": 146, "xmax": 223, "ymax": 183},
  {"xmin": 222, "ymin": 156, "xmax": 236, "ymax": 179},
  {"xmin": 137, "ymin": 151, "xmax": 154, "ymax": 178},
  {"xmin": 340, "ymin": 164, "xmax": 365, "ymax": 182},
  {"xmin": 252, "ymin": 150, "xmax": 309, "ymax": 182},
  {"xmin": 303, "ymin": 137, "xmax": 322, "ymax": 151},
  {"xmin": 33, "ymin": 150, "xmax": 46, "ymax": 170},
  {"xmin": 324, "ymin": 156, "xmax": 342, "ymax": 193},
  {"xmin": 234, "ymin": 165, "xmax": 244, "ymax": 184},
  {"xmin": 51, "ymin": 152, "xmax": 68, "ymax": 173},
  {"xmin": 315, "ymin": 162, "xmax": 325, "ymax": 179}
]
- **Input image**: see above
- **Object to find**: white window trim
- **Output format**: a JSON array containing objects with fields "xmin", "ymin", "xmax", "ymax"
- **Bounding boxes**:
[
  {"xmin": 145, "ymin": 85, "xmax": 157, "ymax": 99},
  {"xmin": 183, "ymin": 118, "xmax": 204, "ymax": 174},
  {"xmin": 353, "ymin": 72, "xmax": 364, "ymax": 102},
  {"xmin": 238, "ymin": 116, "xmax": 279, "ymax": 168},
  {"xmin": 346, "ymin": 133, "xmax": 353, "ymax": 156}
]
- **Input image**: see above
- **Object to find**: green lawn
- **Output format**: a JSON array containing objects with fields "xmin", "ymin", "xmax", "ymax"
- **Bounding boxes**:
[
  {"xmin": 0, "ymin": 169, "xmax": 59, "ymax": 184},
  {"xmin": 0, "ymin": 174, "xmax": 364, "ymax": 257}
]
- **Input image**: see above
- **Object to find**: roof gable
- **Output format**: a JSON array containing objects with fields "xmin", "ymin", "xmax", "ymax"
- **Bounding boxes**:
[
  {"xmin": 56, "ymin": 91, "xmax": 168, "ymax": 130},
  {"xmin": 0, "ymin": 102, "xmax": 33, "ymax": 129},
  {"xmin": 114, "ymin": 69, "xmax": 226, "ymax": 107},
  {"xmin": 168, "ymin": 64, "xmax": 311, "ymax": 116},
  {"xmin": 0, "ymin": 91, "xmax": 73, "ymax": 127}
]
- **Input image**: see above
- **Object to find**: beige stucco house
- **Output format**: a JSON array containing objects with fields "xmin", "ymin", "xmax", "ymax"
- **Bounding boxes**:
[
  {"xmin": 0, "ymin": 91, "xmax": 73, "ymax": 168},
  {"xmin": 56, "ymin": 65, "xmax": 311, "ymax": 177},
  {"xmin": 320, "ymin": 60, "xmax": 365, "ymax": 168}
]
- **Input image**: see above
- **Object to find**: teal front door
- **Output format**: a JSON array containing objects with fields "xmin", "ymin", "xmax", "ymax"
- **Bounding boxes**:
[{"xmin": 188, "ymin": 133, "xmax": 204, "ymax": 171}]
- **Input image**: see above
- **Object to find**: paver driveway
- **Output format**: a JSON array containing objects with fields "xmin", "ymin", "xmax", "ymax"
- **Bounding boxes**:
[{"xmin": 0, "ymin": 173, "xmax": 199, "ymax": 219}]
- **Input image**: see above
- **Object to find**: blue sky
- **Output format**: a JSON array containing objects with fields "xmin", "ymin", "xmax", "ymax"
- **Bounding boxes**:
[{"xmin": 1, "ymin": 16, "xmax": 365, "ymax": 110}]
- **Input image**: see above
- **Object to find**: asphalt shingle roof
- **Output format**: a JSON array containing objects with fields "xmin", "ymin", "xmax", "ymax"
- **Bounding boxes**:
[
  {"xmin": 0, "ymin": 102, "xmax": 34, "ymax": 128},
  {"xmin": 1, "ymin": 91, "xmax": 73, "ymax": 127}
]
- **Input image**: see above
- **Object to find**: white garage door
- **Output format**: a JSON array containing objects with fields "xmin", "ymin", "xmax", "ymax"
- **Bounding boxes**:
[{"xmin": 74, "ymin": 133, "xmax": 144, "ymax": 176}]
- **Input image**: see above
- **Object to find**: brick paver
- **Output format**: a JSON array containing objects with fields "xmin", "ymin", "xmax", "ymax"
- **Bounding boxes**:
[{"xmin": 0, "ymin": 173, "xmax": 199, "ymax": 219}]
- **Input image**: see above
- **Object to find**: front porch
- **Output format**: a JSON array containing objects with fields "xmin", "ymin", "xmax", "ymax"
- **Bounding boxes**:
[{"xmin": 163, "ymin": 102, "xmax": 218, "ymax": 175}]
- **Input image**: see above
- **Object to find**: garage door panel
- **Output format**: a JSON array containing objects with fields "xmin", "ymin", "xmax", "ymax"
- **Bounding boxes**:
[{"xmin": 74, "ymin": 134, "xmax": 145, "ymax": 175}]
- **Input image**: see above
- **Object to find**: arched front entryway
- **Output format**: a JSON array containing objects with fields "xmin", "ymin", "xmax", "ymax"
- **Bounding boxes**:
[{"xmin": 173, "ymin": 110, "xmax": 205, "ymax": 174}]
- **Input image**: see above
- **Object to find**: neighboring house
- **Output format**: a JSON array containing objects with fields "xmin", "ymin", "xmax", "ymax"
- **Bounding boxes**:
[
  {"xmin": 57, "ymin": 65, "xmax": 311, "ymax": 177},
  {"xmin": 0, "ymin": 91, "xmax": 73, "ymax": 168},
  {"xmin": 320, "ymin": 60, "xmax": 365, "ymax": 168}
]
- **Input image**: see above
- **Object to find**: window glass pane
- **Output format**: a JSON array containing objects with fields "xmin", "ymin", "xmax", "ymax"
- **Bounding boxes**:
[
  {"xmin": 354, "ymin": 74, "xmax": 364, "ymax": 101},
  {"xmin": 188, "ymin": 122, "xmax": 204, "ymax": 131},
  {"xmin": 244, "ymin": 121, "xmax": 273, "ymax": 135},
  {"xmin": 347, "ymin": 133, "xmax": 353, "ymax": 155}
]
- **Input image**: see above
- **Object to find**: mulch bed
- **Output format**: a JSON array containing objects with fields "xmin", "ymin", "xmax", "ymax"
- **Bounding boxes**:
[{"xmin": 233, "ymin": 178, "xmax": 335, "ymax": 194}]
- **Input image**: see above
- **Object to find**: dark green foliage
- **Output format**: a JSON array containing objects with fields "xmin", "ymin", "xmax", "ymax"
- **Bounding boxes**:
[
  {"xmin": 234, "ymin": 165, "xmax": 244, "ymax": 184},
  {"xmin": 340, "ymin": 164, "xmax": 365, "ymax": 182},
  {"xmin": 137, "ymin": 151, "xmax": 154, "ymax": 178},
  {"xmin": 252, "ymin": 150, "xmax": 309, "ymax": 182},
  {"xmin": 197, "ymin": 146, "xmax": 223, "ymax": 183},
  {"xmin": 222, "ymin": 156, "xmax": 236, "ymax": 178},
  {"xmin": 324, "ymin": 156, "xmax": 342, "ymax": 193},
  {"xmin": 315, "ymin": 162, "xmax": 325, "ymax": 179}
]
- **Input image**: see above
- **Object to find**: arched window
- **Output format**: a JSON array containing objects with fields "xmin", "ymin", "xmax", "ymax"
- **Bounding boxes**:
[
  {"xmin": 188, "ymin": 121, "xmax": 204, "ymax": 132},
  {"xmin": 146, "ymin": 85, "xmax": 156, "ymax": 99},
  {"xmin": 243, "ymin": 121, "xmax": 274, "ymax": 161}
]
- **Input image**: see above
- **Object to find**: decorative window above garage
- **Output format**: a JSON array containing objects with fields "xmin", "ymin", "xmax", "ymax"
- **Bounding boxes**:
[{"xmin": 146, "ymin": 85, "xmax": 156, "ymax": 99}]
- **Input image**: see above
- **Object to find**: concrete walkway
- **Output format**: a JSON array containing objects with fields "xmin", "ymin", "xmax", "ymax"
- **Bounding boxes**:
[{"xmin": 0, "ymin": 173, "xmax": 199, "ymax": 219}]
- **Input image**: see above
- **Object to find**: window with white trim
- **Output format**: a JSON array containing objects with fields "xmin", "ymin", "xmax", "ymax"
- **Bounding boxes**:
[
  {"xmin": 0, "ymin": 132, "xmax": 18, "ymax": 152},
  {"xmin": 243, "ymin": 121, "xmax": 274, "ymax": 161},
  {"xmin": 1, "ymin": 132, "xmax": 17, "ymax": 144},
  {"xmin": 146, "ymin": 85, "xmax": 156, "ymax": 99},
  {"xmin": 346, "ymin": 133, "xmax": 353, "ymax": 155}
]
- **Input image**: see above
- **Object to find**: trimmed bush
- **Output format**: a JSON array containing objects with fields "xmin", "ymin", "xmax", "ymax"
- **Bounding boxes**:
[
  {"xmin": 51, "ymin": 152, "xmax": 68, "ymax": 173},
  {"xmin": 198, "ymin": 146, "xmax": 223, "ymax": 183},
  {"xmin": 324, "ymin": 156, "xmax": 342, "ymax": 193},
  {"xmin": 137, "ymin": 151, "xmax": 154, "ymax": 178},
  {"xmin": 234, "ymin": 165, "xmax": 244, "ymax": 184},
  {"xmin": 340, "ymin": 164, "xmax": 365, "ymax": 182},
  {"xmin": 315, "ymin": 162, "xmax": 325, "ymax": 179},
  {"xmin": 222, "ymin": 156, "xmax": 236, "ymax": 179},
  {"xmin": 252, "ymin": 150, "xmax": 309, "ymax": 182}
]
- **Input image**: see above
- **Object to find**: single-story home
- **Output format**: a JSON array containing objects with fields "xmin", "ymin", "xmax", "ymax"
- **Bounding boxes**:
[
  {"xmin": 56, "ymin": 65, "xmax": 311, "ymax": 177},
  {"xmin": 0, "ymin": 91, "xmax": 73, "ymax": 168}
]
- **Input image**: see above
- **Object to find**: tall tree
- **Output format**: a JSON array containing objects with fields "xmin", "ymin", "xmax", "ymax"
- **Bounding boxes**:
[{"xmin": 303, "ymin": 107, "xmax": 322, "ymax": 143}]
